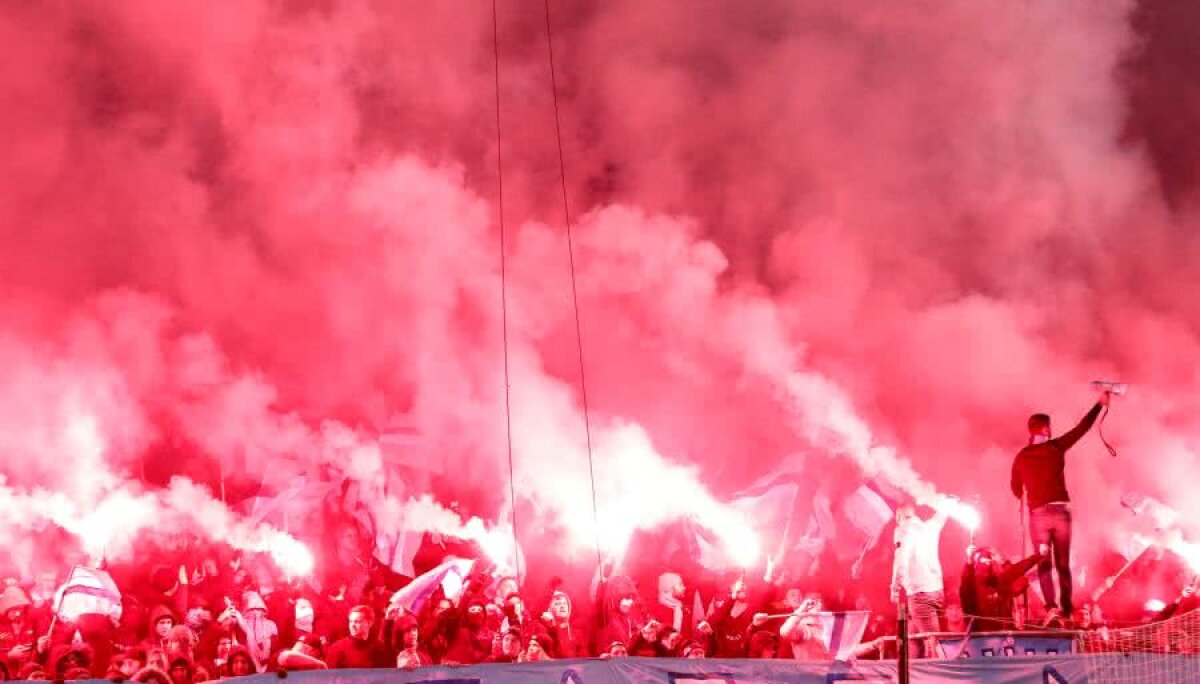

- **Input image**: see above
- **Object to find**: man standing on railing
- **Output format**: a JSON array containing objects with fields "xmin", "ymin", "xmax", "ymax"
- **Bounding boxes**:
[
  {"xmin": 891, "ymin": 503, "xmax": 949, "ymax": 658},
  {"xmin": 1011, "ymin": 391, "xmax": 1108, "ymax": 626}
]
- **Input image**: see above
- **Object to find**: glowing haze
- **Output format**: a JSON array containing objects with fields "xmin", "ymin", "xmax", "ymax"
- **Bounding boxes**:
[{"xmin": 1, "ymin": 0, "xmax": 1198, "ymax": 599}]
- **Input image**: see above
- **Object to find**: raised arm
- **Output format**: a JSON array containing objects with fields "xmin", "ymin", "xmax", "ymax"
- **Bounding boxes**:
[
  {"xmin": 929, "ymin": 505, "xmax": 950, "ymax": 533},
  {"xmin": 1054, "ymin": 399, "xmax": 1105, "ymax": 451}
]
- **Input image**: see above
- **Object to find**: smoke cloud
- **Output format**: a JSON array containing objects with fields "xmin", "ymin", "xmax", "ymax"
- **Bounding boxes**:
[{"xmin": 0, "ymin": 0, "xmax": 1198, "ymax": 605}]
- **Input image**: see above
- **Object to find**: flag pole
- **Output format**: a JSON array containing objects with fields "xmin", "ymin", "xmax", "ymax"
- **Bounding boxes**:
[{"xmin": 44, "ymin": 564, "xmax": 79, "ymax": 645}]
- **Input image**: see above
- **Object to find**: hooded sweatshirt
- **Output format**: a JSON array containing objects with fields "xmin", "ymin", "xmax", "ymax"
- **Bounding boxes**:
[
  {"xmin": 220, "ymin": 645, "xmax": 257, "ymax": 678},
  {"xmin": 0, "ymin": 586, "xmax": 36, "ymax": 660},
  {"xmin": 142, "ymin": 605, "xmax": 177, "ymax": 652},
  {"xmin": 596, "ymin": 576, "xmax": 642, "ymax": 651},
  {"xmin": 541, "ymin": 592, "xmax": 585, "ymax": 659},
  {"xmin": 238, "ymin": 591, "xmax": 278, "ymax": 671}
]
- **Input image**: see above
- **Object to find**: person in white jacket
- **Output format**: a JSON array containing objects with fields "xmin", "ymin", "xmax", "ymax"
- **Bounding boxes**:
[{"xmin": 891, "ymin": 503, "xmax": 949, "ymax": 658}]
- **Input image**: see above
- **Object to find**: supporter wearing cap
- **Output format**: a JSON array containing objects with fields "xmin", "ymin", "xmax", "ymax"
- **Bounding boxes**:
[{"xmin": 517, "ymin": 633, "xmax": 551, "ymax": 663}]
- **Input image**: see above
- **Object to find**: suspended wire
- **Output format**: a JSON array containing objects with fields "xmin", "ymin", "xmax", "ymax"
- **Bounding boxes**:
[
  {"xmin": 491, "ymin": 0, "xmax": 522, "ymax": 581},
  {"xmin": 543, "ymin": 0, "xmax": 603, "ymax": 569}
]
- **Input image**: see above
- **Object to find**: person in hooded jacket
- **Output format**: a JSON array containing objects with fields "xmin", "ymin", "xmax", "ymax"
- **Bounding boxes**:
[
  {"xmin": 219, "ymin": 645, "xmax": 256, "ymax": 678},
  {"xmin": 461, "ymin": 600, "xmax": 496, "ymax": 662},
  {"xmin": 198, "ymin": 630, "xmax": 235, "ymax": 677},
  {"xmin": 499, "ymin": 595, "xmax": 546, "ymax": 649},
  {"xmin": 434, "ymin": 598, "xmax": 495, "ymax": 665},
  {"xmin": 0, "ymin": 586, "xmax": 41, "ymax": 674},
  {"xmin": 959, "ymin": 546, "xmax": 1044, "ymax": 632},
  {"xmin": 142, "ymin": 606, "xmax": 178, "ymax": 655},
  {"xmin": 392, "ymin": 618, "xmax": 432, "ymax": 669},
  {"xmin": 226, "ymin": 592, "xmax": 276, "ymax": 672},
  {"xmin": 167, "ymin": 655, "xmax": 196, "ymax": 684},
  {"xmin": 538, "ymin": 591, "xmax": 585, "ymax": 659},
  {"xmin": 413, "ymin": 597, "xmax": 451, "ymax": 663},
  {"xmin": 594, "ymin": 575, "xmax": 644, "ymax": 653},
  {"xmin": 164, "ymin": 625, "xmax": 197, "ymax": 663}
]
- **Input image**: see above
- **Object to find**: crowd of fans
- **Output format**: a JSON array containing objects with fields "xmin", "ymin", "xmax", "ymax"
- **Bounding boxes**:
[
  {"xmin": 2, "ymin": 534, "xmax": 1195, "ymax": 682},
  {"xmin": 0, "ymin": 547, "xmax": 908, "ymax": 683}
]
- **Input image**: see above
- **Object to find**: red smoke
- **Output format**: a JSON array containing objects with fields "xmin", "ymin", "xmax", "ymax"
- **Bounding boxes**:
[{"xmin": 1, "ymin": 0, "xmax": 1198, "ymax": 610}]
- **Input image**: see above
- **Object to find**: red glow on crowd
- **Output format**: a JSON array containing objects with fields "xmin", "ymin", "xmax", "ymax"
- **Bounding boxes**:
[{"xmin": 0, "ymin": 0, "xmax": 1198, "ymax": 678}]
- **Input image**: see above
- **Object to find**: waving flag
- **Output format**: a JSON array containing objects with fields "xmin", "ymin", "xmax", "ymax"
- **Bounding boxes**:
[
  {"xmin": 389, "ymin": 558, "xmax": 475, "ymax": 614},
  {"xmin": 698, "ymin": 471, "xmax": 803, "ymax": 569},
  {"xmin": 54, "ymin": 566, "xmax": 122, "ymax": 623},
  {"xmin": 814, "ymin": 610, "xmax": 872, "ymax": 660}
]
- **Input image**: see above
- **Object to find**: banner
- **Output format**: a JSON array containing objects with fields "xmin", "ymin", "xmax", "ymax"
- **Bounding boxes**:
[
  {"xmin": 937, "ymin": 633, "xmax": 1074, "ymax": 659},
  {"xmin": 228, "ymin": 654, "xmax": 1163, "ymax": 684}
]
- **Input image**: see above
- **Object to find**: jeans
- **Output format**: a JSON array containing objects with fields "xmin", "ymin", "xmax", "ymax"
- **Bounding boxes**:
[
  {"xmin": 1030, "ymin": 503, "xmax": 1073, "ymax": 616},
  {"xmin": 907, "ymin": 590, "xmax": 944, "ymax": 658}
]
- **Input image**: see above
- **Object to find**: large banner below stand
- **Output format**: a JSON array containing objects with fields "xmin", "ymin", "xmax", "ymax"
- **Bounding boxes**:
[{"xmin": 237, "ymin": 654, "xmax": 1157, "ymax": 684}]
